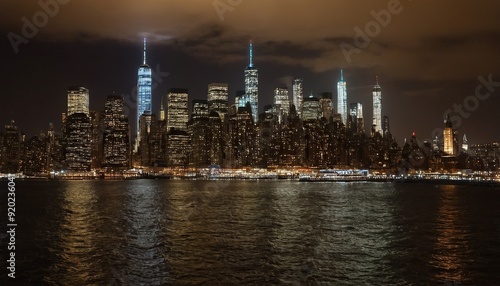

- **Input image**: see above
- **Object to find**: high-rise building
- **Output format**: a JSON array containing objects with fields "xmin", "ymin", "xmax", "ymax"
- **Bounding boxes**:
[
  {"xmin": 136, "ymin": 38, "xmax": 152, "ymax": 141},
  {"xmin": 293, "ymin": 78, "xmax": 303, "ymax": 116},
  {"xmin": 320, "ymin": 92, "xmax": 333, "ymax": 120},
  {"xmin": 192, "ymin": 99, "xmax": 209, "ymax": 121},
  {"xmin": 443, "ymin": 114, "xmax": 455, "ymax": 156},
  {"xmin": 102, "ymin": 95, "xmax": 130, "ymax": 170},
  {"xmin": 382, "ymin": 116, "xmax": 390, "ymax": 138},
  {"xmin": 167, "ymin": 88, "xmax": 189, "ymax": 131},
  {"xmin": 273, "ymin": 87, "xmax": 290, "ymax": 123},
  {"xmin": 1, "ymin": 120, "xmax": 21, "ymax": 173},
  {"xmin": 372, "ymin": 78, "xmax": 382, "ymax": 134},
  {"xmin": 139, "ymin": 112, "xmax": 154, "ymax": 166},
  {"xmin": 349, "ymin": 103, "xmax": 364, "ymax": 133},
  {"xmin": 159, "ymin": 97, "xmax": 166, "ymax": 121},
  {"xmin": 67, "ymin": 86, "xmax": 89, "ymax": 116},
  {"xmin": 167, "ymin": 129, "xmax": 190, "ymax": 167},
  {"xmin": 462, "ymin": 134, "xmax": 468, "ymax": 152},
  {"xmin": 302, "ymin": 96, "xmax": 321, "ymax": 122},
  {"xmin": 337, "ymin": 69, "xmax": 347, "ymax": 125},
  {"xmin": 208, "ymin": 83, "xmax": 229, "ymax": 121},
  {"xmin": 244, "ymin": 39, "xmax": 259, "ymax": 123},
  {"xmin": 65, "ymin": 113, "xmax": 92, "ymax": 171},
  {"xmin": 89, "ymin": 110, "xmax": 101, "ymax": 169}
]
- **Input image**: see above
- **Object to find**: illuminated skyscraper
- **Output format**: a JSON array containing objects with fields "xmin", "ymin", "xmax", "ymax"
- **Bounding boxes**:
[
  {"xmin": 192, "ymin": 99, "xmax": 209, "ymax": 121},
  {"xmin": 159, "ymin": 97, "xmax": 166, "ymax": 121},
  {"xmin": 244, "ymin": 39, "xmax": 259, "ymax": 123},
  {"xmin": 302, "ymin": 96, "xmax": 321, "ymax": 122},
  {"xmin": 443, "ymin": 114, "xmax": 455, "ymax": 156},
  {"xmin": 102, "ymin": 95, "xmax": 130, "ymax": 170},
  {"xmin": 136, "ymin": 38, "xmax": 152, "ymax": 140},
  {"xmin": 337, "ymin": 69, "xmax": 347, "ymax": 125},
  {"xmin": 372, "ymin": 77, "xmax": 382, "ymax": 134},
  {"xmin": 320, "ymin": 92, "xmax": 333, "ymax": 120},
  {"xmin": 273, "ymin": 87, "xmax": 290, "ymax": 123},
  {"xmin": 462, "ymin": 134, "xmax": 468, "ymax": 152},
  {"xmin": 1, "ymin": 120, "xmax": 21, "ymax": 173},
  {"xmin": 65, "ymin": 113, "xmax": 92, "ymax": 171},
  {"xmin": 67, "ymin": 86, "xmax": 89, "ymax": 116},
  {"xmin": 293, "ymin": 78, "xmax": 303, "ymax": 116},
  {"xmin": 167, "ymin": 88, "xmax": 189, "ymax": 131},
  {"xmin": 208, "ymin": 83, "xmax": 229, "ymax": 121},
  {"xmin": 349, "ymin": 102, "xmax": 364, "ymax": 133}
]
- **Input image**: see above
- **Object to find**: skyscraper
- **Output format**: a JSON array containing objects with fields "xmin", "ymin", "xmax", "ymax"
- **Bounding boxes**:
[
  {"xmin": 337, "ymin": 69, "xmax": 347, "ymax": 125},
  {"xmin": 136, "ymin": 38, "xmax": 152, "ymax": 141},
  {"xmin": 372, "ymin": 77, "xmax": 382, "ymax": 134},
  {"xmin": 320, "ymin": 92, "xmax": 333, "ymax": 120},
  {"xmin": 273, "ymin": 87, "xmax": 290, "ymax": 123},
  {"xmin": 192, "ymin": 99, "xmax": 209, "ymax": 121},
  {"xmin": 67, "ymin": 86, "xmax": 89, "ymax": 116},
  {"xmin": 462, "ymin": 134, "xmax": 468, "ymax": 152},
  {"xmin": 293, "ymin": 78, "xmax": 303, "ymax": 116},
  {"xmin": 208, "ymin": 83, "xmax": 229, "ymax": 121},
  {"xmin": 1, "ymin": 120, "xmax": 21, "ymax": 173},
  {"xmin": 349, "ymin": 102, "xmax": 364, "ymax": 133},
  {"xmin": 443, "ymin": 114, "xmax": 455, "ymax": 156},
  {"xmin": 65, "ymin": 113, "xmax": 92, "ymax": 171},
  {"xmin": 102, "ymin": 95, "xmax": 130, "ymax": 170},
  {"xmin": 302, "ymin": 96, "xmax": 321, "ymax": 122},
  {"xmin": 167, "ymin": 88, "xmax": 189, "ymax": 131},
  {"xmin": 159, "ymin": 97, "xmax": 166, "ymax": 121},
  {"xmin": 244, "ymin": 39, "xmax": 259, "ymax": 123}
]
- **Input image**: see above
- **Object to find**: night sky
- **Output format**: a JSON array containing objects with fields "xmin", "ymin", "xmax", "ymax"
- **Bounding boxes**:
[{"xmin": 2, "ymin": 0, "xmax": 500, "ymax": 145}]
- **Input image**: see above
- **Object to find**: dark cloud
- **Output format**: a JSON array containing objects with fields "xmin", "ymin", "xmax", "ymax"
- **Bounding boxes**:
[{"xmin": 1, "ymin": 0, "xmax": 500, "ymax": 143}]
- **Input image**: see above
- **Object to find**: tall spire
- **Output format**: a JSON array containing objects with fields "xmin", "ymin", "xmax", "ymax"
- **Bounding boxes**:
[
  {"xmin": 143, "ymin": 38, "xmax": 147, "ymax": 65},
  {"xmin": 340, "ymin": 69, "xmax": 344, "ymax": 82},
  {"xmin": 249, "ymin": 37, "xmax": 253, "ymax": 68}
]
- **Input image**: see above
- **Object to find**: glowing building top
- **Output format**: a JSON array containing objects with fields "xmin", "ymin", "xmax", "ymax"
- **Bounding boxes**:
[{"xmin": 67, "ymin": 86, "xmax": 89, "ymax": 117}]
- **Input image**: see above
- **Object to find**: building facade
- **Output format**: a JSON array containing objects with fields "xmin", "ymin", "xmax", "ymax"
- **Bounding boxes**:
[{"xmin": 337, "ymin": 69, "xmax": 347, "ymax": 125}]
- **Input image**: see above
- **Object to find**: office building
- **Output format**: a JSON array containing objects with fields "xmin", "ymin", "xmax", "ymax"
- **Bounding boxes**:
[
  {"xmin": 136, "ymin": 38, "xmax": 152, "ymax": 141},
  {"xmin": 293, "ymin": 78, "xmax": 303, "ymax": 116},
  {"xmin": 337, "ymin": 69, "xmax": 347, "ymax": 125},
  {"xmin": 273, "ymin": 87, "xmax": 290, "ymax": 123},
  {"xmin": 67, "ymin": 86, "xmax": 89, "ymax": 116},
  {"xmin": 102, "ymin": 95, "xmax": 130, "ymax": 170},
  {"xmin": 373, "ymin": 78, "xmax": 382, "ymax": 134},
  {"xmin": 167, "ymin": 88, "xmax": 189, "ymax": 131},
  {"xmin": 208, "ymin": 83, "xmax": 229, "ymax": 121},
  {"xmin": 65, "ymin": 113, "xmax": 92, "ymax": 171},
  {"xmin": 244, "ymin": 39, "xmax": 259, "ymax": 123}
]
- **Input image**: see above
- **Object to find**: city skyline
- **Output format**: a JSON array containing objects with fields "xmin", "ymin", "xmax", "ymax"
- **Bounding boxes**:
[{"xmin": 2, "ymin": 1, "xmax": 500, "ymax": 144}]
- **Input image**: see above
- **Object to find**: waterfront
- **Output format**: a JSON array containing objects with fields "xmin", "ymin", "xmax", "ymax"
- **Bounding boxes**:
[{"xmin": 1, "ymin": 180, "xmax": 500, "ymax": 285}]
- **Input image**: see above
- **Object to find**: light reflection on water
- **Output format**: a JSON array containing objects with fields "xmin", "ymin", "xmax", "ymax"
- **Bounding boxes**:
[{"xmin": 3, "ymin": 180, "xmax": 500, "ymax": 285}]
